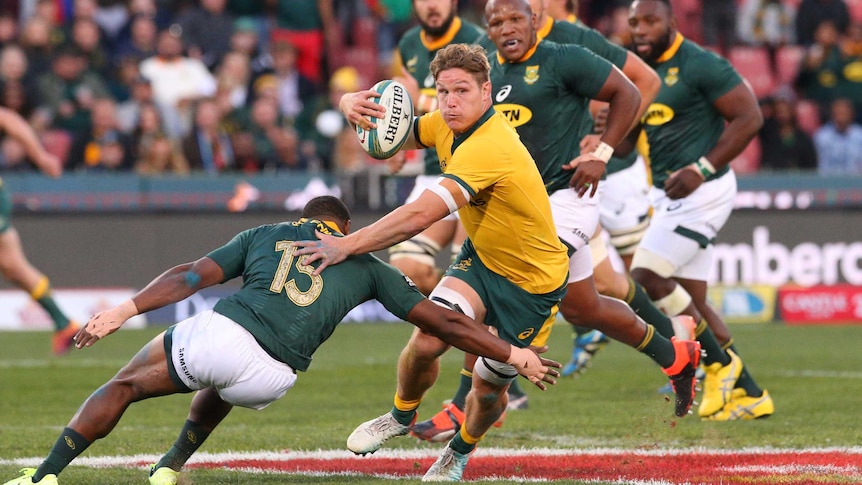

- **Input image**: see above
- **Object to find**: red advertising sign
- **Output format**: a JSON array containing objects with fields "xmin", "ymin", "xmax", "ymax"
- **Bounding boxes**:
[{"xmin": 778, "ymin": 285, "xmax": 862, "ymax": 324}]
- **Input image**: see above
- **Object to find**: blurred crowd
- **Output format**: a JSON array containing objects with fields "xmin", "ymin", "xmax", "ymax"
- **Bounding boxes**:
[
  {"xmin": 579, "ymin": 0, "xmax": 862, "ymax": 175},
  {"xmin": 0, "ymin": 0, "xmax": 860, "ymax": 177}
]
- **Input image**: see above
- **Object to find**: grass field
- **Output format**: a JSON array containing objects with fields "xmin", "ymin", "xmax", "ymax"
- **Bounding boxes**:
[{"xmin": 1, "ymin": 320, "xmax": 861, "ymax": 484}]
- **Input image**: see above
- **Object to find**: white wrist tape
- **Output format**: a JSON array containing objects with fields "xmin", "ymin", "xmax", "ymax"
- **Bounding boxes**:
[
  {"xmin": 696, "ymin": 156, "xmax": 716, "ymax": 178},
  {"xmin": 591, "ymin": 141, "xmax": 614, "ymax": 163}
]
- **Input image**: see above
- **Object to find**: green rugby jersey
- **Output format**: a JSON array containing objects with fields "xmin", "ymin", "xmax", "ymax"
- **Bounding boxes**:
[
  {"xmin": 541, "ymin": 18, "xmax": 636, "ymax": 176},
  {"xmin": 398, "ymin": 17, "xmax": 485, "ymax": 176},
  {"xmin": 207, "ymin": 218, "xmax": 425, "ymax": 372},
  {"xmin": 641, "ymin": 33, "xmax": 741, "ymax": 188},
  {"xmin": 490, "ymin": 41, "xmax": 612, "ymax": 193}
]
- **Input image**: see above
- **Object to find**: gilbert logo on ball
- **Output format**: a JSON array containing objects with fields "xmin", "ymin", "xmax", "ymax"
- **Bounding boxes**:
[{"xmin": 355, "ymin": 80, "xmax": 414, "ymax": 159}]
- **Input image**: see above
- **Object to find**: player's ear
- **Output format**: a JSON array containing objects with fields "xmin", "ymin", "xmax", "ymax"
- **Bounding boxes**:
[{"xmin": 342, "ymin": 219, "xmax": 352, "ymax": 235}]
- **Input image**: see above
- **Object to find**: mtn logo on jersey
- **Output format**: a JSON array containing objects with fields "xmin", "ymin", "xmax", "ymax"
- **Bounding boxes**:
[
  {"xmin": 642, "ymin": 103, "xmax": 675, "ymax": 126},
  {"xmin": 494, "ymin": 104, "xmax": 533, "ymax": 127}
]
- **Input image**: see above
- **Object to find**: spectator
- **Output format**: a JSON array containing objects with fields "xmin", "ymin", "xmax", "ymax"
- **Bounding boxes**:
[
  {"xmin": 230, "ymin": 16, "xmax": 271, "ymax": 79},
  {"xmin": 0, "ymin": 45, "xmax": 38, "ymax": 115},
  {"xmin": 0, "ymin": 11, "xmax": 20, "ymax": 45},
  {"xmin": 0, "ymin": 80, "xmax": 37, "ymax": 119},
  {"xmin": 737, "ymin": 0, "xmax": 797, "ymax": 77},
  {"xmin": 68, "ymin": 97, "xmax": 135, "ymax": 172},
  {"xmin": 260, "ymin": 39, "xmax": 319, "ymax": 146},
  {"xmin": 139, "ymin": 28, "xmax": 217, "ymax": 139},
  {"xmin": 837, "ymin": 21, "xmax": 862, "ymax": 122},
  {"xmin": 271, "ymin": 0, "xmax": 338, "ymax": 85},
  {"xmin": 702, "ymin": 0, "xmax": 739, "ymax": 55},
  {"xmin": 813, "ymin": 97, "xmax": 862, "ymax": 174},
  {"xmin": 116, "ymin": 74, "xmax": 155, "ymax": 133},
  {"xmin": 129, "ymin": 101, "xmax": 167, "ymax": 156},
  {"xmin": 182, "ymin": 98, "xmax": 237, "ymax": 174},
  {"xmin": 795, "ymin": 20, "xmax": 844, "ymax": 116},
  {"xmin": 36, "ymin": 45, "xmax": 111, "ymax": 136},
  {"xmin": 135, "ymin": 130, "xmax": 190, "ymax": 175},
  {"xmin": 175, "ymin": 0, "xmax": 235, "ymax": 70},
  {"xmin": 19, "ymin": 15, "xmax": 55, "ymax": 80},
  {"xmin": 368, "ymin": 0, "xmax": 414, "ymax": 80},
  {"xmin": 235, "ymin": 94, "xmax": 300, "ymax": 172},
  {"xmin": 215, "ymin": 51, "xmax": 251, "ymax": 110},
  {"xmin": 796, "ymin": 0, "xmax": 850, "ymax": 46},
  {"xmin": 69, "ymin": 17, "xmax": 111, "ymax": 78},
  {"xmin": 112, "ymin": 14, "xmax": 159, "ymax": 65},
  {"xmin": 758, "ymin": 92, "xmax": 818, "ymax": 171},
  {"xmin": 310, "ymin": 65, "xmax": 367, "ymax": 174}
]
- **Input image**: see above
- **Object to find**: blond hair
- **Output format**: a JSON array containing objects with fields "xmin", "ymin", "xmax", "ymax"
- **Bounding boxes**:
[{"xmin": 430, "ymin": 44, "xmax": 490, "ymax": 86}]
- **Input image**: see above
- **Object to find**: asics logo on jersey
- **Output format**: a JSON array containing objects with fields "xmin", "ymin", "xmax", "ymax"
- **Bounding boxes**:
[
  {"xmin": 518, "ymin": 328, "xmax": 535, "ymax": 340},
  {"xmin": 495, "ymin": 85, "xmax": 512, "ymax": 102},
  {"xmin": 642, "ymin": 103, "xmax": 675, "ymax": 126}
]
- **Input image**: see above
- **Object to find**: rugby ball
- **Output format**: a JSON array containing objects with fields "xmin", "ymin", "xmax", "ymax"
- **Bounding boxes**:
[{"xmin": 355, "ymin": 80, "xmax": 414, "ymax": 159}]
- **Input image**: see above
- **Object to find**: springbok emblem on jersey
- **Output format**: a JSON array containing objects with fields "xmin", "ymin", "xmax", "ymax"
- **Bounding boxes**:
[{"xmin": 524, "ymin": 65, "xmax": 539, "ymax": 85}]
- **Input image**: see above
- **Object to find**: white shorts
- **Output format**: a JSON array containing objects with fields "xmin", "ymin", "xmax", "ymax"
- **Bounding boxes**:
[
  {"xmin": 166, "ymin": 310, "xmax": 297, "ymax": 410},
  {"xmin": 549, "ymin": 187, "xmax": 600, "ymax": 283},
  {"xmin": 637, "ymin": 170, "xmax": 737, "ymax": 280},
  {"xmin": 405, "ymin": 174, "xmax": 459, "ymax": 222},
  {"xmin": 599, "ymin": 156, "xmax": 651, "ymax": 233}
]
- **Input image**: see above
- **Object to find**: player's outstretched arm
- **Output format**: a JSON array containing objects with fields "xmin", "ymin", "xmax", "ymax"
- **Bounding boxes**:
[
  {"xmin": 75, "ymin": 257, "xmax": 225, "ymax": 347},
  {"xmin": 406, "ymin": 299, "xmax": 560, "ymax": 390}
]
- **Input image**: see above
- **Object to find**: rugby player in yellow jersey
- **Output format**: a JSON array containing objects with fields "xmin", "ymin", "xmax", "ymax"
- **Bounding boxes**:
[
  {"xmin": 298, "ymin": 43, "xmax": 570, "ymax": 481},
  {"xmin": 295, "ymin": 42, "xmax": 699, "ymax": 481}
]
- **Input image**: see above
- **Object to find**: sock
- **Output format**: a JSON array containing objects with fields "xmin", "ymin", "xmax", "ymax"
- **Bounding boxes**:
[
  {"xmin": 634, "ymin": 325, "xmax": 675, "ymax": 368},
  {"xmin": 626, "ymin": 277, "xmax": 675, "ymax": 338},
  {"xmin": 31, "ymin": 277, "xmax": 71, "ymax": 331},
  {"xmin": 449, "ymin": 426, "xmax": 481, "ymax": 455},
  {"xmin": 729, "ymin": 344, "xmax": 763, "ymax": 397},
  {"xmin": 450, "ymin": 369, "xmax": 473, "ymax": 410},
  {"xmin": 507, "ymin": 378, "xmax": 525, "ymax": 398},
  {"xmin": 154, "ymin": 420, "xmax": 212, "ymax": 472},
  {"xmin": 694, "ymin": 319, "xmax": 731, "ymax": 366},
  {"xmin": 392, "ymin": 394, "xmax": 420, "ymax": 426},
  {"xmin": 34, "ymin": 427, "xmax": 91, "ymax": 481}
]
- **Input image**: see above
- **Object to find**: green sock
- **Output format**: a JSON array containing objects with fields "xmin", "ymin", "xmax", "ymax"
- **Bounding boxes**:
[
  {"xmin": 635, "ymin": 325, "xmax": 675, "ymax": 368},
  {"xmin": 155, "ymin": 420, "xmax": 211, "ymax": 472},
  {"xmin": 729, "ymin": 345, "xmax": 763, "ymax": 397},
  {"xmin": 35, "ymin": 427, "xmax": 90, "ymax": 481},
  {"xmin": 627, "ymin": 278, "xmax": 675, "ymax": 338},
  {"xmin": 449, "ymin": 432, "xmax": 476, "ymax": 455},
  {"xmin": 695, "ymin": 320, "xmax": 731, "ymax": 367},
  {"xmin": 37, "ymin": 294, "xmax": 71, "ymax": 331},
  {"xmin": 391, "ymin": 407, "xmax": 416, "ymax": 426},
  {"xmin": 450, "ymin": 370, "xmax": 473, "ymax": 410},
  {"xmin": 507, "ymin": 378, "xmax": 526, "ymax": 398}
]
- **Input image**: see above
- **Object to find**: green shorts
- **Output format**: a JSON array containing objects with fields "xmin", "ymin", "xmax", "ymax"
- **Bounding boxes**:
[
  {"xmin": 444, "ymin": 239, "xmax": 567, "ymax": 347},
  {"xmin": 0, "ymin": 180, "xmax": 12, "ymax": 233}
]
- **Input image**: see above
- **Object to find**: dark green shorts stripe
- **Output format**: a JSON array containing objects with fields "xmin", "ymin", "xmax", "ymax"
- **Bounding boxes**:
[{"xmin": 673, "ymin": 225, "xmax": 714, "ymax": 249}]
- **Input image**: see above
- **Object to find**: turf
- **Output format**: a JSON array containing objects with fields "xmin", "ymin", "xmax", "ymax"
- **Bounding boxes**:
[{"xmin": 1, "ymin": 321, "xmax": 860, "ymax": 484}]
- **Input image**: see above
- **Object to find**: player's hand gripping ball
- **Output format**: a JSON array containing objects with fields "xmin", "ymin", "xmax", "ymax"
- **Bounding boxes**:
[{"xmin": 355, "ymin": 80, "xmax": 414, "ymax": 159}]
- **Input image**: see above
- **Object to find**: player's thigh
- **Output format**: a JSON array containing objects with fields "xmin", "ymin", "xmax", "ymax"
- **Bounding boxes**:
[
  {"xmin": 166, "ymin": 310, "xmax": 297, "ymax": 410},
  {"xmin": 111, "ymin": 331, "xmax": 184, "ymax": 398}
]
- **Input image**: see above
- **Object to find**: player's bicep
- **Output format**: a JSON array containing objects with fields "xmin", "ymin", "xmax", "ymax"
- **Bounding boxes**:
[{"xmin": 188, "ymin": 256, "xmax": 227, "ymax": 288}]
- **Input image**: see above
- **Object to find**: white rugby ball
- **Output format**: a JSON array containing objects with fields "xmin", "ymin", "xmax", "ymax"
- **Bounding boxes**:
[{"xmin": 355, "ymin": 80, "xmax": 414, "ymax": 159}]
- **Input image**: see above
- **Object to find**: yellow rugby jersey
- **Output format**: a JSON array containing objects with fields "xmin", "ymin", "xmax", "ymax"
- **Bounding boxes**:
[{"xmin": 414, "ymin": 107, "xmax": 569, "ymax": 294}]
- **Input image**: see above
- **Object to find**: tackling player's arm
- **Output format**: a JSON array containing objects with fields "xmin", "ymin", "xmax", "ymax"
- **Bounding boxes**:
[
  {"xmin": 664, "ymin": 81, "xmax": 763, "ymax": 200},
  {"xmin": 406, "ymin": 299, "xmax": 560, "ymax": 389},
  {"xmin": 75, "ymin": 257, "xmax": 226, "ymax": 346},
  {"xmin": 293, "ymin": 178, "xmax": 467, "ymax": 274},
  {"xmin": 0, "ymin": 107, "xmax": 63, "ymax": 178}
]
